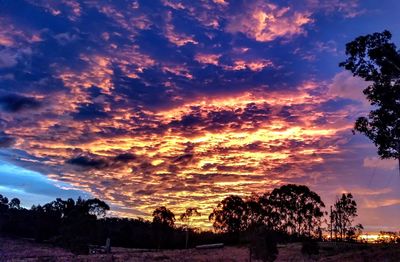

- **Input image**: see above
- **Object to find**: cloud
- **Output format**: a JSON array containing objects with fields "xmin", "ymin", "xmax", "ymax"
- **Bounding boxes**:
[
  {"xmin": 306, "ymin": 0, "xmax": 362, "ymax": 18},
  {"xmin": 164, "ymin": 11, "xmax": 199, "ymax": 46},
  {"xmin": 328, "ymin": 71, "xmax": 369, "ymax": 105},
  {"xmin": 337, "ymin": 187, "xmax": 392, "ymax": 196},
  {"xmin": 66, "ymin": 155, "xmax": 109, "ymax": 169},
  {"xmin": 195, "ymin": 53, "xmax": 221, "ymax": 66},
  {"xmin": 226, "ymin": 2, "xmax": 312, "ymax": 42},
  {"xmin": 0, "ymin": 94, "xmax": 41, "ymax": 113},
  {"xmin": 0, "ymin": 161, "xmax": 89, "ymax": 208},
  {"xmin": 363, "ymin": 157, "xmax": 398, "ymax": 171},
  {"xmin": 0, "ymin": 132, "xmax": 16, "ymax": 148},
  {"xmin": 0, "ymin": 50, "xmax": 18, "ymax": 68},
  {"xmin": 228, "ymin": 59, "xmax": 274, "ymax": 71},
  {"xmin": 71, "ymin": 103, "xmax": 110, "ymax": 121},
  {"xmin": 213, "ymin": 0, "xmax": 228, "ymax": 5},
  {"xmin": 66, "ymin": 153, "xmax": 137, "ymax": 170},
  {"xmin": 54, "ymin": 32, "xmax": 79, "ymax": 45},
  {"xmin": 114, "ymin": 153, "xmax": 136, "ymax": 162},
  {"xmin": 364, "ymin": 199, "xmax": 400, "ymax": 208}
]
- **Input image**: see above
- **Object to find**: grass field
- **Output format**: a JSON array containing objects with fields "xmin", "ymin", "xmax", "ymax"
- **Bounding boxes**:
[{"xmin": 1, "ymin": 237, "xmax": 399, "ymax": 261}]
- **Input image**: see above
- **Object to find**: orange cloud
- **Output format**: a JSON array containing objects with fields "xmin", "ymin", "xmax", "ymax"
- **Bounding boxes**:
[
  {"xmin": 195, "ymin": 53, "xmax": 221, "ymax": 66},
  {"xmin": 213, "ymin": 0, "xmax": 228, "ymax": 5},
  {"xmin": 5, "ymin": 83, "xmax": 358, "ymax": 228},
  {"xmin": 229, "ymin": 59, "xmax": 274, "ymax": 71},
  {"xmin": 226, "ymin": 2, "xmax": 312, "ymax": 42}
]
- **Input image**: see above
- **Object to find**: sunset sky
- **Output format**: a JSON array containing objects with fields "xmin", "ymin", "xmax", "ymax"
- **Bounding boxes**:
[{"xmin": 0, "ymin": 0, "xmax": 399, "ymax": 231}]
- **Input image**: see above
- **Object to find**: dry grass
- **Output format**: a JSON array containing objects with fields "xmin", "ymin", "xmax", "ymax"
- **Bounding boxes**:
[{"xmin": 1, "ymin": 237, "xmax": 399, "ymax": 262}]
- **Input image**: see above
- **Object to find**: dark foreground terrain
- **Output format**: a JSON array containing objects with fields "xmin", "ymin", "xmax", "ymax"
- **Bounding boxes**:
[{"xmin": 1, "ymin": 237, "xmax": 399, "ymax": 262}]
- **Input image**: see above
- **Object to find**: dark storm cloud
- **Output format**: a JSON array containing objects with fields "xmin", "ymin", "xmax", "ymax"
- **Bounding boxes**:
[
  {"xmin": 0, "ymin": 132, "xmax": 16, "ymax": 148},
  {"xmin": 71, "ymin": 103, "xmax": 109, "ymax": 121},
  {"xmin": 0, "ymin": 94, "xmax": 41, "ymax": 112},
  {"xmin": 114, "ymin": 153, "xmax": 136, "ymax": 162},
  {"xmin": 66, "ymin": 155, "xmax": 109, "ymax": 169},
  {"xmin": 241, "ymin": 103, "xmax": 271, "ymax": 122},
  {"xmin": 277, "ymin": 106, "xmax": 300, "ymax": 123},
  {"xmin": 66, "ymin": 152, "xmax": 137, "ymax": 169}
]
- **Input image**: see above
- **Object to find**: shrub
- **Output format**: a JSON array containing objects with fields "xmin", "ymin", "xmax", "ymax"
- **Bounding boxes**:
[
  {"xmin": 250, "ymin": 229, "xmax": 279, "ymax": 262},
  {"xmin": 301, "ymin": 240, "xmax": 319, "ymax": 257}
]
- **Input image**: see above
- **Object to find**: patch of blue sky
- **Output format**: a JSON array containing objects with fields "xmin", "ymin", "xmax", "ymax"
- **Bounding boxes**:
[{"xmin": 0, "ymin": 161, "xmax": 90, "ymax": 208}]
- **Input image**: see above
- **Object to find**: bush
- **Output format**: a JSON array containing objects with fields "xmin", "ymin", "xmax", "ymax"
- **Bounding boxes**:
[
  {"xmin": 301, "ymin": 240, "xmax": 319, "ymax": 256},
  {"xmin": 250, "ymin": 229, "xmax": 279, "ymax": 262}
]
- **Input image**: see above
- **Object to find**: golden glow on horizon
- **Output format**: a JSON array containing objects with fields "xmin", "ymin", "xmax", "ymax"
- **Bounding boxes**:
[{"xmin": 358, "ymin": 233, "xmax": 398, "ymax": 243}]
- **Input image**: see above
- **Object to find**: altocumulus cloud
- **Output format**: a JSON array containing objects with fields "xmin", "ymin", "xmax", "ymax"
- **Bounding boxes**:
[
  {"xmin": 0, "ymin": 0, "xmax": 399, "ymax": 230},
  {"xmin": 0, "ymin": 94, "xmax": 41, "ymax": 113}
]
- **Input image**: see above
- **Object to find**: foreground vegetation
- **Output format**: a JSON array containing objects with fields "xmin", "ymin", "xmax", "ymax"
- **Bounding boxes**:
[
  {"xmin": 1, "ymin": 236, "xmax": 400, "ymax": 262},
  {"xmin": 1, "ymin": 183, "xmax": 390, "ymax": 259}
]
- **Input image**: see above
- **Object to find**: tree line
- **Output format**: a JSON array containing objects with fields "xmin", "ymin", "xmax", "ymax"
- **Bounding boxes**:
[
  {"xmin": 0, "ymin": 184, "xmax": 363, "ymax": 254},
  {"xmin": 208, "ymin": 184, "xmax": 362, "ymax": 241}
]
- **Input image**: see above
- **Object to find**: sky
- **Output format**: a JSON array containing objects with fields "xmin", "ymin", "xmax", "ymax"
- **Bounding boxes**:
[{"xmin": 0, "ymin": 0, "xmax": 399, "ymax": 231}]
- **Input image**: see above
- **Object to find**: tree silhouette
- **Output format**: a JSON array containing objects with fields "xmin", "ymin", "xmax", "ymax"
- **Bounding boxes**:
[
  {"xmin": 209, "ymin": 195, "xmax": 248, "ymax": 233},
  {"xmin": 152, "ymin": 206, "xmax": 176, "ymax": 249},
  {"xmin": 0, "ymin": 194, "xmax": 9, "ymax": 212},
  {"xmin": 180, "ymin": 207, "xmax": 201, "ymax": 248},
  {"xmin": 0, "ymin": 186, "xmax": 362, "ymax": 253},
  {"xmin": 82, "ymin": 198, "xmax": 110, "ymax": 218},
  {"xmin": 152, "ymin": 206, "xmax": 176, "ymax": 228},
  {"xmin": 332, "ymin": 193, "xmax": 359, "ymax": 241},
  {"xmin": 340, "ymin": 30, "xmax": 400, "ymax": 173},
  {"xmin": 258, "ymin": 193, "xmax": 283, "ymax": 231},
  {"xmin": 40, "ymin": 197, "xmax": 109, "ymax": 219},
  {"xmin": 8, "ymin": 198, "xmax": 21, "ymax": 209},
  {"xmin": 266, "ymin": 184, "xmax": 325, "ymax": 236},
  {"xmin": 346, "ymin": 223, "xmax": 364, "ymax": 241},
  {"xmin": 180, "ymin": 207, "xmax": 201, "ymax": 225},
  {"xmin": 209, "ymin": 185, "xmax": 326, "ymax": 237},
  {"xmin": 244, "ymin": 194, "xmax": 264, "ymax": 229}
]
